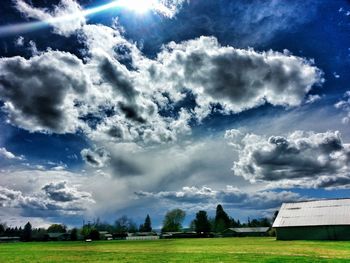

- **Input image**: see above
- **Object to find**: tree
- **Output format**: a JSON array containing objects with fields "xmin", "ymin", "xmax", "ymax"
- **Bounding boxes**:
[
  {"xmin": 194, "ymin": 210, "xmax": 211, "ymax": 234},
  {"xmin": 248, "ymin": 218, "xmax": 271, "ymax": 227},
  {"xmin": 47, "ymin": 224, "xmax": 67, "ymax": 233},
  {"xmin": 70, "ymin": 228, "xmax": 78, "ymax": 241},
  {"xmin": 189, "ymin": 219, "xmax": 196, "ymax": 231},
  {"xmin": 81, "ymin": 223, "xmax": 93, "ymax": 239},
  {"xmin": 230, "ymin": 217, "xmax": 240, "ymax": 227},
  {"xmin": 31, "ymin": 228, "xmax": 48, "ymax": 241},
  {"xmin": 214, "ymin": 204, "xmax": 231, "ymax": 233},
  {"xmin": 89, "ymin": 229, "xmax": 100, "ymax": 240},
  {"xmin": 115, "ymin": 216, "xmax": 137, "ymax": 233},
  {"xmin": 22, "ymin": 222, "xmax": 32, "ymax": 241},
  {"xmin": 0, "ymin": 223, "xmax": 5, "ymax": 235},
  {"xmin": 139, "ymin": 214, "xmax": 152, "ymax": 232},
  {"xmin": 162, "ymin": 209, "xmax": 186, "ymax": 232}
]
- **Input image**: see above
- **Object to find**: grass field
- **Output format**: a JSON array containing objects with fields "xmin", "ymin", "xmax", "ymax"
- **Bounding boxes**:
[{"xmin": 1, "ymin": 237, "xmax": 350, "ymax": 262}]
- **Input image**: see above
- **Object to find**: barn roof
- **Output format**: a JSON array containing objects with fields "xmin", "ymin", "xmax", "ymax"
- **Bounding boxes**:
[
  {"xmin": 273, "ymin": 198, "xmax": 350, "ymax": 228},
  {"xmin": 225, "ymin": 227, "xmax": 270, "ymax": 233}
]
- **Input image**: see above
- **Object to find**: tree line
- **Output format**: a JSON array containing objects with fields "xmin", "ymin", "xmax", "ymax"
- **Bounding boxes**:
[{"xmin": 0, "ymin": 204, "xmax": 275, "ymax": 241}]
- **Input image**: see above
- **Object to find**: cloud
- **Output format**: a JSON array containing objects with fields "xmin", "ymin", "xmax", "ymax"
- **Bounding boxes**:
[
  {"xmin": 226, "ymin": 129, "xmax": 350, "ymax": 188},
  {"xmin": 0, "ymin": 182, "xmax": 94, "ymax": 217},
  {"xmin": 42, "ymin": 181, "xmax": 91, "ymax": 202},
  {"xmin": 135, "ymin": 186, "xmax": 304, "ymax": 210},
  {"xmin": 148, "ymin": 36, "xmax": 323, "ymax": 119},
  {"xmin": 14, "ymin": 0, "xmax": 86, "ymax": 37},
  {"xmin": 81, "ymin": 148, "xmax": 111, "ymax": 168},
  {"xmin": 14, "ymin": 36, "xmax": 24, "ymax": 47},
  {"xmin": 305, "ymin": 94, "xmax": 322, "ymax": 104},
  {"xmin": 0, "ymin": 23, "xmax": 321, "ymax": 144},
  {"xmin": 0, "ymin": 147, "xmax": 23, "ymax": 160},
  {"xmin": 335, "ymin": 91, "xmax": 350, "ymax": 124},
  {"xmin": 146, "ymin": 0, "xmax": 190, "ymax": 18},
  {"xmin": 0, "ymin": 50, "xmax": 89, "ymax": 133}
]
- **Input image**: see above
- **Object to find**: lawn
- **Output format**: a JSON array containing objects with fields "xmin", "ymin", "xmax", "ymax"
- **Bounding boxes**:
[{"xmin": 1, "ymin": 237, "xmax": 350, "ymax": 262}]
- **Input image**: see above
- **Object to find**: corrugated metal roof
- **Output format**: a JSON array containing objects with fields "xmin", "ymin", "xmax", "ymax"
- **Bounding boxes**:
[
  {"xmin": 226, "ymin": 227, "xmax": 270, "ymax": 233},
  {"xmin": 273, "ymin": 198, "xmax": 350, "ymax": 228}
]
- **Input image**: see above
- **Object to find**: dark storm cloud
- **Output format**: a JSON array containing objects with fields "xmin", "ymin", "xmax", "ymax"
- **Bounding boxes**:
[
  {"xmin": 226, "ymin": 130, "xmax": 350, "ymax": 188},
  {"xmin": 135, "ymin": 186, "xmax": 303, "ymax": 210},
  {"xmin": 0, "ymin": 50, "xmax": 88, "ymax": 133}
]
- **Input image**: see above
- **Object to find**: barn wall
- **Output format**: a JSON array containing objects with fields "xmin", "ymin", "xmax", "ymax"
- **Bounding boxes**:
[{"xmin": 276, "ymin": 226, "xmax": 350, "ymax": 240}]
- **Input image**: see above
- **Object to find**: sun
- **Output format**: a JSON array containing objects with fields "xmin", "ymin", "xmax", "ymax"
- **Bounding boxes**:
[{"xmin": 118, "ymin": 0, "xmax": 157, "ymax": 14}]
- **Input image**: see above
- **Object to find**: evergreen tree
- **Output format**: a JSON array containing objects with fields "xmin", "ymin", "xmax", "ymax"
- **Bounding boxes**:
[
  {"xmin": 214, "ymin": 204, "xmax": 231, "ymax": 233},
  {"xmin": 0, "ymin": 223, "xmax": 5, "ymax": 235},
  {"xmin": 70, "ymin": 228, "xmax": 78, "ymax": 241},
  {"xmin": 22, "ymin": 222, "xmax": 32, "ymax": 241},
  {"xmin": 194, "ymin": 210, "xmax": 211, "ymax": 234},
  {"xmin": 140, "ymin": 214, "xmax": 152, "ymax": 232}
]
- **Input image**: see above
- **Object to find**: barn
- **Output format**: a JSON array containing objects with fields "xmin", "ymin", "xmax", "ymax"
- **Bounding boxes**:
[{"xmin": 273, "ymin": 199, "xmax": 350, "ymax": 240}]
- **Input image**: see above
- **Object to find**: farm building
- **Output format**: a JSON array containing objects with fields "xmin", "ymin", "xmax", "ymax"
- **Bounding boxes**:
[
  {"xmin": 0, "ymin": 236, "xmax": 20, "ymax": 242},
  {"xmin": 273, "ymin": 199, "xmax": 350, "ymax": 240},
  {"xmin": 223, "ymin": 227, "xmax": 270, "ymax": 237},
  {"xmin": 99, "ymin": 231, "xmax": 113, "ymax": 240}
]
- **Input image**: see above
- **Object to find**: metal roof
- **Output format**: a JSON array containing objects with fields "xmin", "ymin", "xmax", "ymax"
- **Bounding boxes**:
[
  {"xmin": 226, "ymin": 227, "xmax": 270, "ymax": 233},
  {"xmin": 273, "ymin": 198, "xmax": 350, "ymax": 228}
]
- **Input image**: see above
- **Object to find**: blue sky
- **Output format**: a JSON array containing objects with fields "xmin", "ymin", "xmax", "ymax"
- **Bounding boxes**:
[{"xmin": 0, "ymin": 0, "xmax": 350, "ymax": 228}]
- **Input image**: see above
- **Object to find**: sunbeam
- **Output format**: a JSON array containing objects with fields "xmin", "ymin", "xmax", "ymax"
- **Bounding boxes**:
[{"xmin": 0, "ymin": 0, "xmax": 172, "ymax": 37}]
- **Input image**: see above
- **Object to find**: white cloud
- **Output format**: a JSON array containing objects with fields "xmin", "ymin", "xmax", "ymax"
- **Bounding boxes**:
[
  {"xmin": 335, "ymin": 91, "xmax": 350, "ymax": 124},
  {"xmin": 0, "ymin": 147, "xmax": 23, "ymax": 160},
  {"xmin": 14, "ymin": 36, "xmax": 24, "ymax": 47},
  {"xmin": 135, "ymin": 185, "xmax": 304, "ymax": 210},
  {"xmin": 305, "ymin": 94, "xmax": 322, "ymax": 104},
  {"xmin": 156, "ymin": 0, "xmax": 188, "ymax": 18},
  {"xmin": 0, "ymin": 50, "xmax": 89, "ymax": 133},
  {"xmin": 0, "ymin": 182, "xmax": 94, "ymax": 217},
  {"xmin": 0, "ymin": 18, "xmax": 322, "ymax": 144},
  {"xmin": 226, "ymin": 129, "xmax": 350, "ymax": 188},
  {"xmin": 81, "ymin": 148, "xmax": 111, "ymax": 168},
  {"xmin": 147, "ymin": 36, "xmax": 323, "ymax": 120},
  {"xmin": 14, "ymin": 0, "xmax": 86, "ymax": 37}
]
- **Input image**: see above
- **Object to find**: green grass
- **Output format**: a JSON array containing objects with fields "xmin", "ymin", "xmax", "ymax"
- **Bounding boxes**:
[{"xmin": 1, "ymin": 237, "xmax": 350, "ymax": 262}]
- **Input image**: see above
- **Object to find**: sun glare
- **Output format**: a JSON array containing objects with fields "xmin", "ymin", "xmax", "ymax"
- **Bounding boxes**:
[{"xmin": 118, "ymin": 0, "xmax": 156, "ymax": 14}]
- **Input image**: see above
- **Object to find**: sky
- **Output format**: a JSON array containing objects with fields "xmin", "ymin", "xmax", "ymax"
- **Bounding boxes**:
[{"xmin": 0, "ymin": 0, "xmax": 350, "ymax": 229}]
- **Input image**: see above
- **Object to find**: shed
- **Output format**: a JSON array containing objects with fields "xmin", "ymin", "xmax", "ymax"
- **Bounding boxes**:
[
  {"xmin": 0, "ymin": 236, "xmax": 20, "ymax": 242},
  {"xmin": 99, "ymin": 231, "xmax": 113, "ymax": 240},
  {"xmin": 223, "ymin": 227, "xmax": 270, "ymax": 237},
  {"xmin": 273, "ymin": 198, "xmax": 350, "ymax": 240}
]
